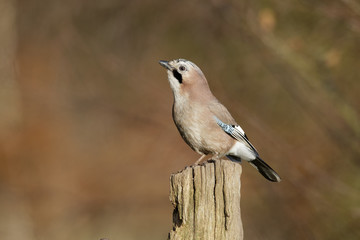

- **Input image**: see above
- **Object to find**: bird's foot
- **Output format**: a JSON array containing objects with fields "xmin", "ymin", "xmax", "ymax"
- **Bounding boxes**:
[{"xmin": 192, "ymin": 154, "xmax": 207, "ymax": 166}]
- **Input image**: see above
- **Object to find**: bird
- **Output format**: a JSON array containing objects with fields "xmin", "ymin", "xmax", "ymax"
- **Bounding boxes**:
[{"xmin": 159, "ymin": 59, "xmax": 281, "ymax": 182}]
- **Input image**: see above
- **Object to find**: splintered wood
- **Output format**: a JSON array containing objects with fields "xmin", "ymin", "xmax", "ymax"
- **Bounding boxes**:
[{"xmin": 168, "ymin": 160, "xmax": 243, "ymax": 240}]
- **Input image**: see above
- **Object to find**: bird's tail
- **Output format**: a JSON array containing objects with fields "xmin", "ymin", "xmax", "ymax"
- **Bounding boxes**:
[{"xmin": 249, "ymin": 157, "xmax": 281, "ymax": 182}]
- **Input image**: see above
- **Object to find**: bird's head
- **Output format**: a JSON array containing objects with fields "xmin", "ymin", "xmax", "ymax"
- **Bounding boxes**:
[{"xmin": 159, "ymin": 59, "xmax": 211, "ymax": 99}]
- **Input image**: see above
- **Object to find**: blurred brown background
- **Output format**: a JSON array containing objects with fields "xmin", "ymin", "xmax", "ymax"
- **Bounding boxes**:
[{"xmin": 1, "ymin": 0, "xmax": 360, "ymax": 239}]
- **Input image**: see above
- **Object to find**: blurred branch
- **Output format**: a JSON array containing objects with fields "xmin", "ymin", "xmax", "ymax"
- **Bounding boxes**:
[
  {"xmin": 0, "ymin": 0, "xmax": 21, "ymax": 137},
  {"xmin": 341, "ymin": 0, "xmax": 360, "ymax": 16},
  {"xmin": 245, "ymin": 10, "xmax": 360, "ymax": 154},
  {"xmin": 209, "ymin": 1, "xmax": 360, "ymax": 159}
]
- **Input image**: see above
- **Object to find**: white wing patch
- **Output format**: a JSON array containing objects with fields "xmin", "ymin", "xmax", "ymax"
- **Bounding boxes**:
[{"xmin": 234, "ymin": 125, "xmax": 245, "ymax": 136}]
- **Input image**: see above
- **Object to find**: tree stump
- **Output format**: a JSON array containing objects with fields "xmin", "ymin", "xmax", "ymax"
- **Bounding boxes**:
[{"xmin": 168, "ymin": 160, "xmax": 243, "ymax": 240}]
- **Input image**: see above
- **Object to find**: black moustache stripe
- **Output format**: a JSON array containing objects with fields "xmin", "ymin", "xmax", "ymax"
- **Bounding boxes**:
[{"xmin": 172, "ymin": 69, "xmax": 183, "ymax": 84}]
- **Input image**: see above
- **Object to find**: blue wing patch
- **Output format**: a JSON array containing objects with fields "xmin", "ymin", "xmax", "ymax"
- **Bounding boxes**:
[
  {"xmin": 214, "ymin": 116, "xmax": 233, "ymax": 134},
  {"xmin": 214, "ymin": 116, "xmax": 259, "ymax": 156}
]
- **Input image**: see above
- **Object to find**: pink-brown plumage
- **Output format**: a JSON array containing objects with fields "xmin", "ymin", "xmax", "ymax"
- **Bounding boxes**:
[{"xmin": 159, "ymin": 59, "xmax": 281, "ymax": 182}]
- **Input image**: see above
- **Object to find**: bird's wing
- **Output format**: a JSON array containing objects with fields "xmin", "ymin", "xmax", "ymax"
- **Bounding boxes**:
[
  {"xmin": 213, "ymin": 116, "xmax": 259, "ymax": 157},
  {"xmin": 208, "ymin": 100, "xmax": 237, "ymax": 125},
  {"xmin": 208, "ymin": 100, "xmax": 259, "ymax": 155}
]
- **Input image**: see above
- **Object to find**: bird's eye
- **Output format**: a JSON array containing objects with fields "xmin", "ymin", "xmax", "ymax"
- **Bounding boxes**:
[{"xmin": 179, "ymin": 65, "xmax": 186, "ymax": 71}]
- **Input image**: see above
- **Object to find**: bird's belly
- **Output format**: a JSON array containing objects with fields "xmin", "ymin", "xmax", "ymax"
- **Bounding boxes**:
[
  {"xmin": 176, "ymin": 122, "xmax": 205, "ymax": 154},
  {"xmin": 173, "ymin": 101, "xmax": 234, "ymax": 156},
  {"xmin": 175, "ymin": 119, "xmax": 233, "ymax": 156}
]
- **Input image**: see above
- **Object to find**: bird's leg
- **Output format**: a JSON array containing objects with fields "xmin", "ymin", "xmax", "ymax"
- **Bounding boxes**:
[{"xmin": 194, "ymin": 154, "xmax": 207, "ymax": 165}]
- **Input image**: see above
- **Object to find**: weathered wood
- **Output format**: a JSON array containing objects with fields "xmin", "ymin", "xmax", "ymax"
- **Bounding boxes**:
[{"xmin": 168, "ymin": 160, "xmax": 243, "ymax": 240}]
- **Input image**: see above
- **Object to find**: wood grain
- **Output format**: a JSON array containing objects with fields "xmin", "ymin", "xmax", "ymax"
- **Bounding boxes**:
[{"xmin": 168, "ymin": 160, "xmax": 243, "ymax": 240}]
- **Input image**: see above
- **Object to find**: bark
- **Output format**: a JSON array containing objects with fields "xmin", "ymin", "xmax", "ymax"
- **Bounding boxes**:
[{"xmin": 168, "ymin": 160, "xmax": 243, "ymax": 240}]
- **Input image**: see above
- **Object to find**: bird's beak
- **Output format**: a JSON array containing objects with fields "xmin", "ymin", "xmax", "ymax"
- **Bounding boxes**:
[{"xmin": 159, "ymin": 60, "xmax": 172, "ymax": 70}]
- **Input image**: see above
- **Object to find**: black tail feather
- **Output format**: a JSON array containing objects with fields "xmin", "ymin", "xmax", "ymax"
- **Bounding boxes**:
[{"xmin": 249, "ymin": 157, "xmax": 281, "ymax": 182}]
